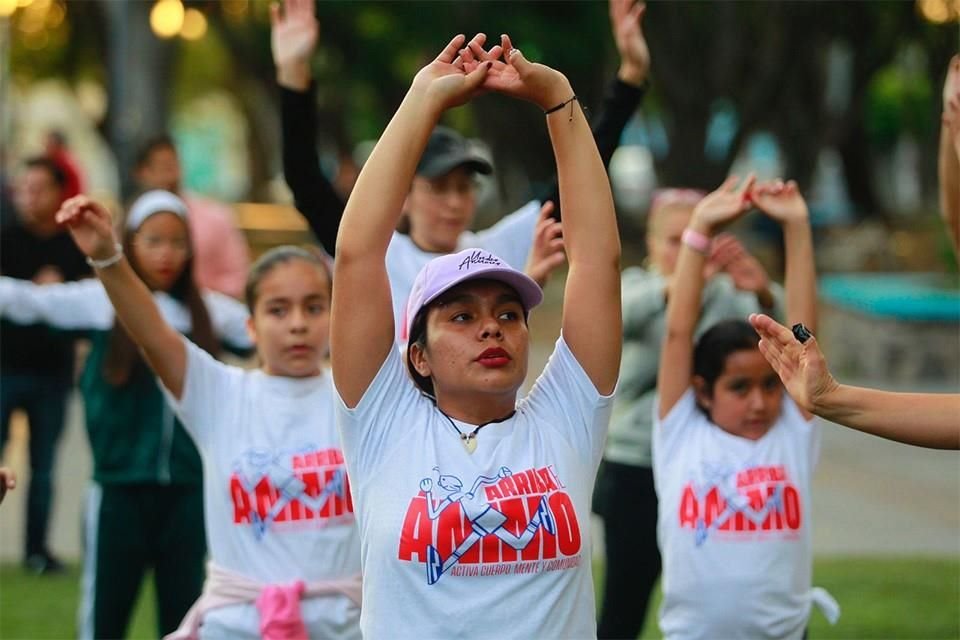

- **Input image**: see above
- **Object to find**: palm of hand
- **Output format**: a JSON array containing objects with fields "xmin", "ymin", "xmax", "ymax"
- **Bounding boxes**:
[
  {"xmin": 68, "ymin": 219, "xmax": 110, "ymax": 258},
  {"xmin": 756, "ymin": 193, "xmax": 806, "ymax": 223},
  {"xmin": 616, "ymin": 19, "xmax": 649, "ymax": 71},
  {"xmin": 415, "ymin": 61, "xmax": 475, "ymax": 108},
  {"xmin": 272, "ymin": 20, "xmax": 317, "ymax": 65},
  {"xmin": 696, "ymin": 193, "xmax": 748, "ymax": 230}
]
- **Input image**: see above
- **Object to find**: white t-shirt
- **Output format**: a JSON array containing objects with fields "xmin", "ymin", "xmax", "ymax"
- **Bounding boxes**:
[
  {"xmin": 166, "ymin": 339, "xmax": 361, "ymax": 640},
  {"xmin": 335, "ymin": 337, "xmax": 613, "ymax": 640},
  {"xmin": 387, "ymin": 200, "xmax": 541, "ymax": 340},
  {"xmin": 652, "ymin": 389, "xmax": 820, "ymax": 640}
]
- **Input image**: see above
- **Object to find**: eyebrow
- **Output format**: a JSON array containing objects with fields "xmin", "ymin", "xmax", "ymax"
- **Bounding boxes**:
[
  {"xmin": 265, "ymin": 291, "xmax": 328, "ymax": 302},
  {"xmin": 436, "ymin": 291, "xmax": 522, "ymax": 307}
]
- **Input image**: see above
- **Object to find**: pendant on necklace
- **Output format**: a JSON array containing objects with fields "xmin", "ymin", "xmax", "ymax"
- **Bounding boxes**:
[{"xmin": 461, "ymin": 433, "xmax": 478, "ymax": 454}]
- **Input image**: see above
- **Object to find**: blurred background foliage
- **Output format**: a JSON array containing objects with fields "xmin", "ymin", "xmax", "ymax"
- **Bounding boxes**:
[{"xmin": 2, "ymin": 0, "xmax": 958, "ymax": 222}]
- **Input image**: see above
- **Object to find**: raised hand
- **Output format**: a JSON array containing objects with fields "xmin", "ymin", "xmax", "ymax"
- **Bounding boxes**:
[
  {"xmin": 709, "ymin": 233, "xmax": 770, "ymax": 294},
  {"xmin": 270, "ymin": 0, "xmax": 318, "ymax": 91},
  {"xmin": 610, "ymin": 0, "xmax": 649, "ymax": 86},
  {"xmin": 466, "ymin": 34, "xmax": 571, "ymax": 111},
  {"xmin": 750, "ymin": 313, "xmax": 838, "ymax": 414},
  {"xmin": 750, "ymin": 179, "xmax": 809, "ymax": 224},
  {"xmin": 524, "ymin": 201, "xmax": 566, "ymax": 287},
  {"xmin": 411, "ymin": 34, "xmax": 492, "ymax": 112},
  {"xmin": 690, "ymin": 174, "xmax": 755, "ymax": 235},
  {"xmin": 54, "ymin": 196, "xmax": 118, "ymax": 261}
]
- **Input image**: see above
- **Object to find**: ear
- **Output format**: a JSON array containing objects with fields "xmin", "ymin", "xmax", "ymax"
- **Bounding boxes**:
[
  {"xmin": 692, "ymin": 375, "xmax": 712, "ymax": 410},
  {"xmin": 408, "ymin": 342, "xmax": 432, "ymax": 379}
]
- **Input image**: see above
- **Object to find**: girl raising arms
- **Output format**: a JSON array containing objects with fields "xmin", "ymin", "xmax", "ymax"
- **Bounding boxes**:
[
  {"xmin": 53, "ymin": 196, "xmax": 361, "ymax": 639},
  {"xmin": 653, "ymin": 177, "xmax": 838, "ymax": 639}
]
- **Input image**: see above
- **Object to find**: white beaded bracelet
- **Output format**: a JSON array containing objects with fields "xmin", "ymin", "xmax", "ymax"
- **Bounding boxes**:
[{"xmin": 86, "ymin": 243, "xmax": 124, "ymax": 269}]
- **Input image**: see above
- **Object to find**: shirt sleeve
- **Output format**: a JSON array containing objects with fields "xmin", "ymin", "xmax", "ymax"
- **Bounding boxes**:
[
  {"xmin": 0, "ymin": 277, "xmax": 113, "ymax": 330},
  {"xmin": 334, "ymin": 345, "xmax": 426, "ymax": 479},
  {"xmin": 203, "ymin": 290, "xmax": 254, "ymax": 353},
  {"xmin": 472, "ymin": 200, "xmax": 542, "ymax": 271},
  {"xmin": 521, "ymin": 336, "xmax": 615, "ymax": 470},
  {"xmin": 162, "ymin": 336, "xmax": 242, "ymax": 450},
  {"xmin": 280, "ymin": 83, "xmax": 346, "ymax": 256},
  {"xmin": 652, "ymin": 388, "xmax": 699, "ymax": 472},
  {"xmin": 780, "ymin": 393, "xmax": 821, "ymax": 472}
]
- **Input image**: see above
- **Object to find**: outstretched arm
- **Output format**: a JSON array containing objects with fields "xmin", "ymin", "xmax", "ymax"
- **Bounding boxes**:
[
  {"xmin": 475, "ymin": 36, "xmax": 623, "ymax": 393},
  {"xmin": 657, "ymin": 176, "xmax": 755, "ymax": 418},
  {"xmin": 539, "ymin": 0, "xmax": 649, "ymax": 220},
  {"xmin": 750, "ymin": 180, "xmax": 816, "ymax": 335},
  {"xmin": 332, "ymin": 35, "xmax": 492, "ymax": 407},
  {"xmin": 939, "ymin": 55, "xmax": 960, "ymax": 257},
  {"xmin": 56, "ymin": 197, "xmax": 188, "ymax": 398},
  {"xmin": 272, "ymin": 0, "xmax": 345, "ymax": 255},
  {"xmin": 750, "ymin": 314, "xmax": 960, "ymax": 450}
]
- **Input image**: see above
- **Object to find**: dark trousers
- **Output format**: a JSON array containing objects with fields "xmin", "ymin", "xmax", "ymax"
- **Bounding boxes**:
[
  {"xmin": 79, "ymin": 483, "xmax": 207, "ymax": 640},
  {"xmin": 593, "ymin": 461, "xmax": 661, "ymax": 640},
  {"xmin": 0, "ymin": 373, "xmax": 70, "ymax": 557}
]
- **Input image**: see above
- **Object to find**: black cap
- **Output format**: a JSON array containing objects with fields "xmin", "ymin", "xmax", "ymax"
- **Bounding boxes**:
[{"xmin": 416, "ymin": 126, "xmax": 493, "ymax": 178}]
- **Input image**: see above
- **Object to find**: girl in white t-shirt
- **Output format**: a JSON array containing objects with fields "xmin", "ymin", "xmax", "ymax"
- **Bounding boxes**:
[
  {"xmin": 331, "ymin": 35, "xmax": 622, "ymax": 639},
  {"xmin": 54, "ymin": 196, "xmax": 361, "ymax": 640},
  {"xmin": 653, "ymin": 177, "xmax": 838, "ymax": 639}
]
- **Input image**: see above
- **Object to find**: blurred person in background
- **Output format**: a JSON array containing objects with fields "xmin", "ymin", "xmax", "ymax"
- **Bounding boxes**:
[
  {"xmin": 0, "ymin": 190, "xmax": 252, "ymax": 638},
  {"xmin": 134, "ymin": 135, "xmax": 251, "ymax": 298},
  {"xmin": 45, "ymin": 129, "xmax": 85, "ymax": 201},
  {"xmin": 0, "ymin": 156, "xmax": 91, "ymax": 575},
  {"xmin": 272, "ymin": 0, "xmax": 649, "ymax": 340},
  {"xmin": 593, "ymin": 187, "xmax": 785, "ymax": 637}
]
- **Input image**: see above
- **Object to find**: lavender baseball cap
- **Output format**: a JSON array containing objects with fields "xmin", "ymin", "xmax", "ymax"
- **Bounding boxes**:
[{"xmin": 401, "ymin": 248, "xmax": 543, "ymax": 342}]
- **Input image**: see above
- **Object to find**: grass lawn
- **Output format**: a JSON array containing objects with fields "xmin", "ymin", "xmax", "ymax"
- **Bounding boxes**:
[{"xmin": 0, "ymin": 556, "xmax": 957, "ymax": 639}]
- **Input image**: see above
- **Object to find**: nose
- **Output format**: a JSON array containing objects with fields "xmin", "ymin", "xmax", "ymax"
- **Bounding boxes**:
[
  {"xmin": 747, "ymin": 387, "xmax": 766, "ymax": 411},
  {"xmin": 289, "ymin": 307, "xmax": 308, "ymax": 333},
  {"xmin": 479, "ymin": 316, "xmax": 503, "ymax": 340}
]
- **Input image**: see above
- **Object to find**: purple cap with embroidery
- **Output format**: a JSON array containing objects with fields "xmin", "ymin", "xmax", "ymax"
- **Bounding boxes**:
[{"xmin": 401, "ymin": 248, "xmax": 543, "ymax": 342}]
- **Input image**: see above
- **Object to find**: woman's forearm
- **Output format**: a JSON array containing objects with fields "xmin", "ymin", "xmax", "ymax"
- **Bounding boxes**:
[{"xmin": 814, "ymin": 385, "xmax": 960, "ymax": 450}]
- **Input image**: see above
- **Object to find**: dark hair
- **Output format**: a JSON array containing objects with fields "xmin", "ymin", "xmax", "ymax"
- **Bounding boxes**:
[
  {"xmin": 406, "ymin": 308, "xmax": 435, "ymax": 397},
  {"xmin": 23, "ymin": 157, "xmax": 66, "ymax": 190},
  {"xmin": 135, "ymin": 134, "xmax": 177, "ymax": 169},
  {"xmin": 245, "ymin": 245, "xmax": 332, "ymax": 314},
  {"xmin": 692, "ymin": 319, "xmax": 760, "ymax": 395},
  {"xmin": 102, "ymin": 212, "xmax": 218, "ymax": 386},
  {"xmin": 47, "ymin": 130, "xmax": 68, "ymax": 147}
]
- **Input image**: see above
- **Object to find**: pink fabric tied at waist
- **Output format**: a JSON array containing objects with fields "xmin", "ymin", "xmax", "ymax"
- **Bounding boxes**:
[
  {"xmin": 256, "ymin": 581, "xmax": 308, "ymax": 640},
  {"xmin": 165, "ymin": 561, "xmax": 361, "ymax": 640}
]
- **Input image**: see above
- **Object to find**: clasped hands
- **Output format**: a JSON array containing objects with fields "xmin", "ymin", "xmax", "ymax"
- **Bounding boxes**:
[{"xmin": 412, "ymin": 33, "xmax": 573, "ymax": 115}]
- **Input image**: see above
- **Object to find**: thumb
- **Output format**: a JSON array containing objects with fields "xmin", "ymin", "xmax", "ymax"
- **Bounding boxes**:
[
  {"xmin": 507, "ymin": 48, "xmax": 533, "ymax": 76},
  {"xmin": 463, "ymin": 60, "xmax": 492, "ymax": 91}
]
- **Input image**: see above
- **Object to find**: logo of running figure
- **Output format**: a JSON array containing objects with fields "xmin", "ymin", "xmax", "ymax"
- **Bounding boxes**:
[
  {"xmin": 420, "ymin": 466, "xmax": 557, "ymax": 585},
  {"xmin": 233, "ymin": 448, "xmax": 348, "ymax": 540},
  {"xmin": 693, "ymin": 462, "xmax": 783, "ymax": 546}
]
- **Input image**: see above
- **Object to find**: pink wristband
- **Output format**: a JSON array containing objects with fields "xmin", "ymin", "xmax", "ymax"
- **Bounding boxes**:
[{"xmin": 681, "ymin": 228, "xmax": 712, "ymax": 255}]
